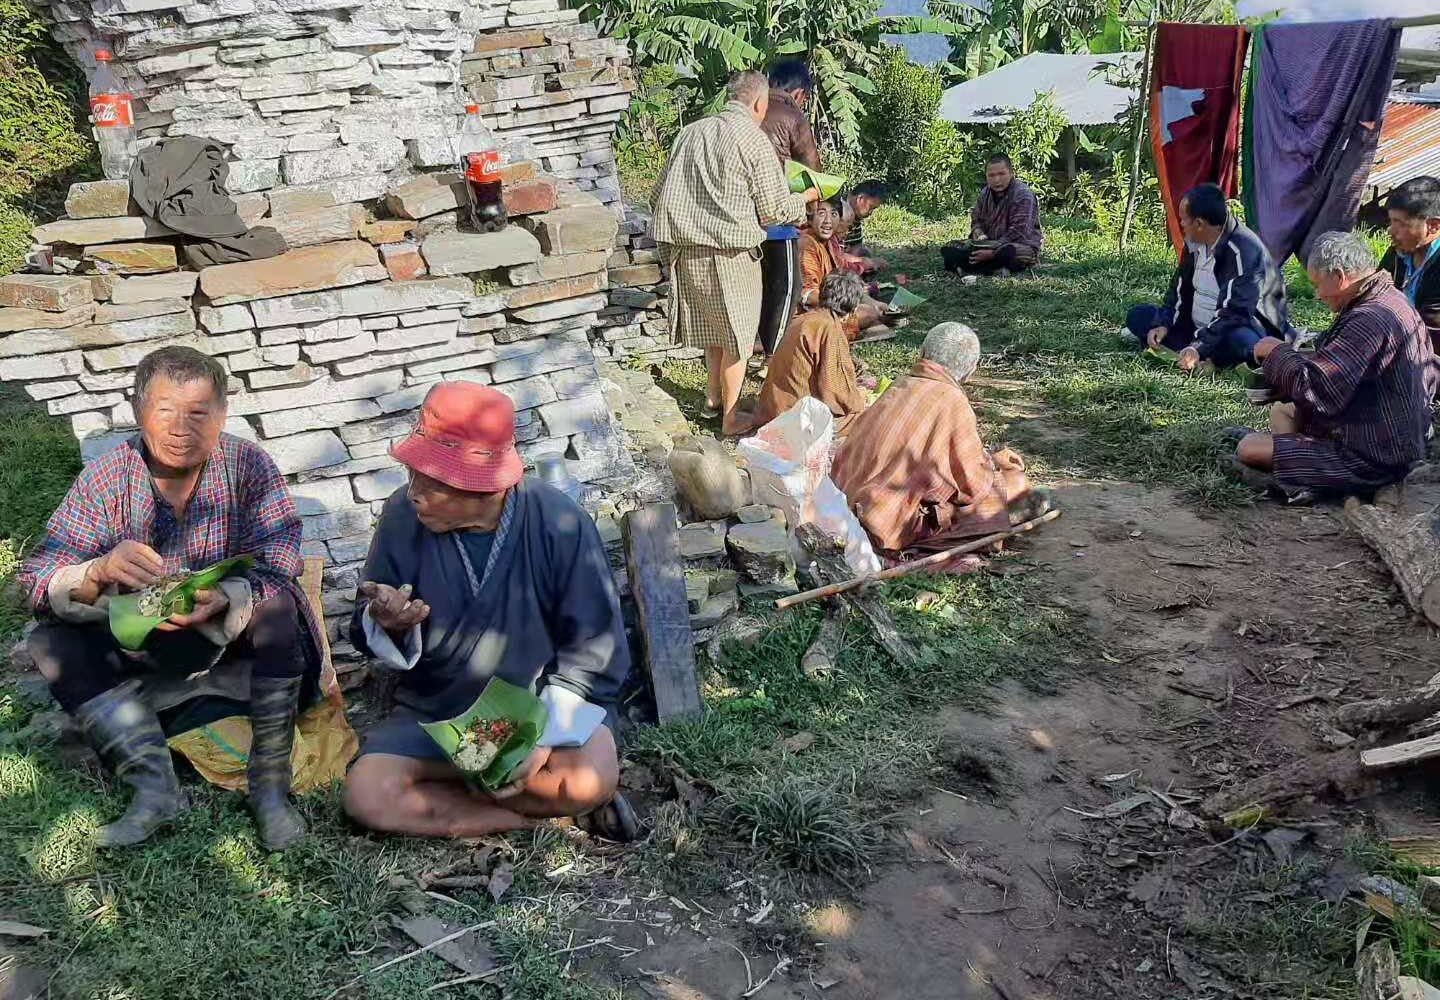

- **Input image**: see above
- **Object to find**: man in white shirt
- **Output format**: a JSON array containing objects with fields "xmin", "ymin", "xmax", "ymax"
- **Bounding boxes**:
[{"xmin": 1123, "ymin": 183, "xmax": 1292, "ymax": 371}]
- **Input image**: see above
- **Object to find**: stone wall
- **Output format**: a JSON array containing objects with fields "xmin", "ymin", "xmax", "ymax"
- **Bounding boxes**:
[{"xmin": 0, "ymin": 0, "xmax": 691, "ymax": 644}]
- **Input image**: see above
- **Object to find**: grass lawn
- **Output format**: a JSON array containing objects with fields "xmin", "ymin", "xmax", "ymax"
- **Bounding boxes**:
[{"xmin": 0, "ymin": 209, "xmax": 1342, "ymax": 998}]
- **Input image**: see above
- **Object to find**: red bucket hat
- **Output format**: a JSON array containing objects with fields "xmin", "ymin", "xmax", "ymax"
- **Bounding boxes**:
[{"xmin": 390, "ymin": 382, "xmax": 524, "ymax": 493}]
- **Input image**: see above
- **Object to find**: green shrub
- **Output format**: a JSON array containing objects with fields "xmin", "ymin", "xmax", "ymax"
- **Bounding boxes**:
[
  {"xmin": 860, "ymin": 47, "xmax": 944, "ymax": 191},
  {"xmin": 906, "ymin": 118, "xmax": 979, "ymax": 219},
  {"xmin": 0, "ymin": 0, "xmax": 96, "ymax": 274},
  {"xmin": 993, "ymin": 90, "xmax": 1068, "ymax": 200}
]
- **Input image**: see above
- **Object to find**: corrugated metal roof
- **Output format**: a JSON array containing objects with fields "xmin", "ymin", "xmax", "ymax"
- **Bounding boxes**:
[
  {"xmin": 938, "ymin": 52, "xmax": 1139, "ymax": 126},
  {"xmin": 1368, "ymin": 98, "xmax": 1440, "ymax": 199}
]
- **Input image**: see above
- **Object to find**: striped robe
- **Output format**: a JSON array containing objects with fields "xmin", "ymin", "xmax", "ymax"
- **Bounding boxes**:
[
  {"xmin": 832, "ymin": 360, "xmax": 1030, "ymax": 554},
  {"xmin": 652, "ymin": 102, "xmax": 808, "ymax": 359},
  {"xmin": 1264, "ymin": 271, "xmax": 1430, "ymax": 492}
]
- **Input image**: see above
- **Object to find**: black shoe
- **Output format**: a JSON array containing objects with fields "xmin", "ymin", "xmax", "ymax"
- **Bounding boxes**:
[
  {"xmin": 247, "ymin": 675, "xmax": 307, "ymax": 851},
  {"xmin": 578, "ymin": 791, "xmax": 640, "ymax": 843},
  {"xmin": 75, "ymin": 680, "xmax": 187, "ymax": 847},
  {"xmin": 1226, "ymin": 454, "xmax": 1278, "ymax": 494}
]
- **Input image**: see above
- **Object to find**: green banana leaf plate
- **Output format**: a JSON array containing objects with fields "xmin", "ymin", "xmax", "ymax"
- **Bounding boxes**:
[
  {"xmin": 889, "ymin": 286, "xmax": 927, "ymax": 311},
  {"xmin": 108, "ymin": 554, "xmax": 255, "ymax": 651},
  {"xmin": 420, "ymin": 677, "xmax": 549, "ymax": 791},
  {"xmin": 785, "ymin": 160, "xmax": 846, "ymax": 200}
]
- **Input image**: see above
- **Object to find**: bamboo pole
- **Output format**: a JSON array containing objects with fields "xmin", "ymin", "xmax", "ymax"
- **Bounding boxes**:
[
  {"xmin": 775, "ymin": 509, "xmax": 1061, "ymax": 612},
  {"xmin": 1119, "ymin": 5, "xmax": 1157, "ymax": 251}
]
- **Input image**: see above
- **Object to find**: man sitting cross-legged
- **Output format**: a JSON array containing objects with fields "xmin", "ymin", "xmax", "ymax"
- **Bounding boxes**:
[
  {"xmin": 20, "ymin": 345, "xmax": 322, "ymax": 851},
  {"xmin": 941, "ymin": 154, "xmax": 1042, "ymax": 278},
  {"xmin": 832, "ymin": 322, "xmax": 1050, "ymax": 559},
  {"xmin": 1234, "ymin": 231, "xmax": 1431, "ymax": 501},
  {"xmin": 753, "ymin": 270, "xmax": 870, "ymax": 437},
  {"xmin": 343, "ymin": 381, "xmax": 637, "ymax": 841},
  {"xmin": 1123, "ymin": 182, "xmax": 1291, "ymax": 372}
]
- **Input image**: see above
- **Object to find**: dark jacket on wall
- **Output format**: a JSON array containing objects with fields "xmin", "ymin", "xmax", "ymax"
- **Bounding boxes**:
[
  {"xmin": 759, "ymin": 90, "xmax": 821, "ymax": 170},
  {"xmin": 1158, "ymin": 215, "xmax": 1291, "ymax": 361}
]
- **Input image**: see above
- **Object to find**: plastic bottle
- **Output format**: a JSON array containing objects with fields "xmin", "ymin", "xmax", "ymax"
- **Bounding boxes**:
[
  {"xmin": 455, "ymin": 104, "xmax": 507, "ymax": 233},
  {"xmin": 90, "ymin": 49, "xmax": 137, "ymax": 181}
]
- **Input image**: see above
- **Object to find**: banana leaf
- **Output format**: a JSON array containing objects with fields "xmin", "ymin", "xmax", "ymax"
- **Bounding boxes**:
[
  {"xmin": 889, "ymin": 286, "xmax": 927, "ymax": 310},
  {"xmin": 108, "ymin": 554, "xmax": 256, "ymax": 652},
  {"xmin": 784, "ymin": 160, "xmax": 846, "ymax": 200},
  {"xmin": 420, "ymin": 677, "xmax": 548, "ymax": 791}
]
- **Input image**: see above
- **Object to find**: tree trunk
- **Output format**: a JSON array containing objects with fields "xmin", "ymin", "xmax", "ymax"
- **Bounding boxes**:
[
  {"xmin": 801, "ymin": 603, "xmax": 848, "ymax": 680},
  {"xmin": 794, "ymin": 523, "xmax": 917, "ymax": 667},
  {"xmin": 1335, "ymin": 670, "xmax": 1440, "ymax": 735},
  {"xmin": 1200, "ymin": 753, "xmax": 1375, "ymax": 817},
  {"xmin": 1343, "ymin": 496, "xmax": 1440, "ymax": 627}
]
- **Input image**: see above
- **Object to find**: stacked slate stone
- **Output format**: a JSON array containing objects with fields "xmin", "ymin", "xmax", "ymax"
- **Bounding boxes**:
[
  {"xmin": 594, "ymin": 203, "xmax": 691, "ymax": 363},
  {"xmin": 0, "ymin": 172, "xmax": 636, "ymax": 641},
  {"xmin": 32, "ymin": 0, "xmax": 633, "ymax": 209},
  {"xmin": 2, "ymin": 0, "xmax": 659, "ymax": 644}
]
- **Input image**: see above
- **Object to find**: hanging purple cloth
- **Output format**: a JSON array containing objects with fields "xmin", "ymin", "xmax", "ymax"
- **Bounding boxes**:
[{"xmin": 1245, "ymin": 19, "xmax": 1400, "ymax": 266}]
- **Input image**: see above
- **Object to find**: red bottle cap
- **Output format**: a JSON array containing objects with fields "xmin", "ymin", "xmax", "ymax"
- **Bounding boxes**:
[
  {"xmin": 95, "ymin": 49, "xmax": 113, "ymax": 60},
  {"xmin": 465, "ymin": 104, "xmax": 479, "ymax": 114}
]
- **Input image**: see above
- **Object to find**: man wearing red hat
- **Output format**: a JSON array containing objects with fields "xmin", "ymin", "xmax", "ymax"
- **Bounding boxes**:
[{"xmin": 342, "ymin": 382, "xmax": 637, "ymax": 840}]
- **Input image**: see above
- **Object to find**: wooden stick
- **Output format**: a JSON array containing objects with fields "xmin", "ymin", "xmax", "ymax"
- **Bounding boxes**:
[
  {"xmin": 775, "ymin": 509, "xmax": 1060, "ymax": 611},
  {"xmin": 1119, "ymin": 4, "xmax": 1157, "ymax": 251},
  {"xmin": 324, "ymin": 920, "xmax": 496, "ymax": 998}
]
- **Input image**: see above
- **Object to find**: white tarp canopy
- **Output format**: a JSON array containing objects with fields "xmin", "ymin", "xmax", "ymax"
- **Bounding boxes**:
[{"xmin": 938, "ymin": 52, "xmax": 1140, "ymax": 126}]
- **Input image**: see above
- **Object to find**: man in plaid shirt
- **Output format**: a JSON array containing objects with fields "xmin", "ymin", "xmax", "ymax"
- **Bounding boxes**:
[
  {"xmin": 652, "ymin": 70, "xmax": 818, "ymax": 435},
  {"xmin": 20, "ymin": 346, "xmax": 322, "ymax": 851}
]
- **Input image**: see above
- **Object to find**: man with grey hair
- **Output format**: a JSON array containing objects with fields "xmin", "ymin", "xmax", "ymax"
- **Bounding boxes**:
[
  {"xmin": 753, "ymin": 270, "xmax": 869, "ymax": 434},
  {"xmin": 1234, "ymin": 230, "xmax": 1431, "ymax": 499},
  {"xmin": 833, "ymin": 322, "xmax": 1049, "ymax": 556},
  {"xmin": 653, "ymin": 70, "xmax": 820, "ymax": 435},
  {"xmin": 19, "ymin": 345, "xmax": 326, "ymax": 851}
]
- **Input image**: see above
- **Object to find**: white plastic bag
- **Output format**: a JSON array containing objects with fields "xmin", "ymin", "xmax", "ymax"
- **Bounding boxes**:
[
  {"xmin": 738, "ymin": 397, "xmax": 881, "ymax": 576},
  {"xmin": 738, "ymin": 396, "xmax": 833, "ymax": 525}
]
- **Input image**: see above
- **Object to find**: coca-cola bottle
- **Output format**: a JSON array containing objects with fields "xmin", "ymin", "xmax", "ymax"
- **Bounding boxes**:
[
  {"xmin": 90, "ymin": 49, "xmax": 136, "ymax": 181},
  {"xmin": 455, "ymin": 104, "xmax": 507, "ymax": 233}
]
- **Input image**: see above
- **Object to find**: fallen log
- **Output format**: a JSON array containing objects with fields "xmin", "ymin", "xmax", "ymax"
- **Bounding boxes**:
[
  {"xmin": 800, "ymin": 603, "xmax": 847, "ymax": 679},
  {"xmin": 1342, "ymin": 463, "xmax": 1440, "ymax": 627},
  {"xmin": 1362, "ymin": 733, "xmax": 1440, "ymax": 770},
  {"xmin": 1200, "ymin": 753, "xmax": 1374, "ymax": 817},
  {"xmin": 775, "ymin": 509, "xmax": 1060, "ymax": 611},
  {"xmin": 1335, "ymin": 670, "xmax": 1440, "ymax": 735},
  {"xmin": 1357, "ymin": 940, "xmax": 1401, "ymax": 1000},
  {"xmin": 794, "ymin": 523, "xmax": 917, "ymax": 667}
]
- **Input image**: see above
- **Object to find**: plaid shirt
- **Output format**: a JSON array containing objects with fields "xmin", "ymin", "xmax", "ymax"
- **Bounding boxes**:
[
  {"xmin": 971, "ymin": 179, "xmax": 1043, "ymax": 253},
  {"xmin": 652, "ymin": 102, "xmax": 808, "ymax": 251},
  {"xmin": 21, "ymin": 434, "xmax": 320, "ymax": 651}
]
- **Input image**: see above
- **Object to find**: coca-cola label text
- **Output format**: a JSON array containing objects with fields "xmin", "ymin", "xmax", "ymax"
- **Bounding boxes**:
[
  {"xmin": 464, "ymin": 150, "xmax": 503, "ymax": 183},
  {"xmin": 91, "ymin": 93, "xmax": 134, "ymax": 128}
]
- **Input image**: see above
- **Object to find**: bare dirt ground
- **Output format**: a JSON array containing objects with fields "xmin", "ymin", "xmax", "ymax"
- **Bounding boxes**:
[{"xmin": 576, "ymin": 476, "xmax": 1440, "ymax": 999}]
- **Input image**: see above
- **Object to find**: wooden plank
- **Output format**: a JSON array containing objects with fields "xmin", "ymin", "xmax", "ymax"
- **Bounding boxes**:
[
  {"xmin": 1362, "ymin": 733, "xmax": 1440, "ymax": 770},
  {"xmin": 299, "ymin": 555, "xmax": 333, "ymax": 672},
  {"xmin": 622, "ymin": 503, "xmax": 703, "ymax": 722},
  {"xmin": 1392, "ymin": 837, "xmax": 1440, "ymax": 869},
  {"xmin": 1361, "ymin": 876, "xmax": 1440, "ymax": 942}
]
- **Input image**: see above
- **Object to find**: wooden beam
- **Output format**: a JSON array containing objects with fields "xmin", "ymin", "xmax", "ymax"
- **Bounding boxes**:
[
  {"xmin": 1390, "ymin": 837, "xmax": 1440, "ymax": 869},
  {"xmin": 1361, "ymin": 733, "xmax": 1440, "ymax": 770},
  {"xmin": 622, "ymin": 503, "xmax": 703, "ymax": 723}
]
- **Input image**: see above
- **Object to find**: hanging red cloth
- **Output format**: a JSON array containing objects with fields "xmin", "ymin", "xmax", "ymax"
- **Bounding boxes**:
[{"xmin": 1148, "ymin": 23, "xmax": 1249, "ymax": 254}]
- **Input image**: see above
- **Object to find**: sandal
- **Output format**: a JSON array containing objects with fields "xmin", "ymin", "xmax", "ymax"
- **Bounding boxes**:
[{"xmin": 578, "ymin": 791, "xmax": 640, "ymax": 843}]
